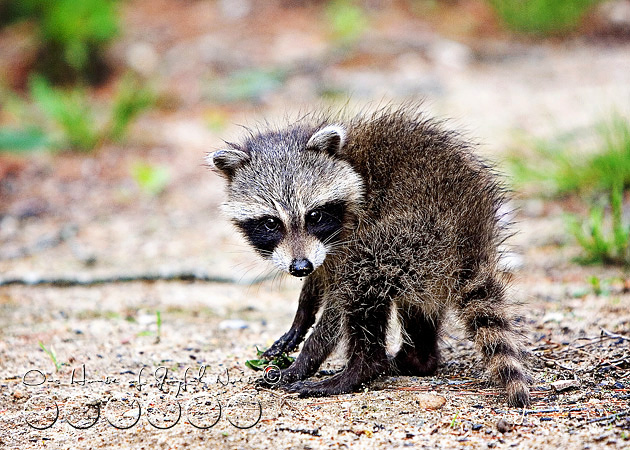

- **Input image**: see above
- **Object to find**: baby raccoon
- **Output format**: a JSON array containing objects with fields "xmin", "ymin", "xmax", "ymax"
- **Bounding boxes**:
[{"xmin": 206, "ymin": 105, "xmax": 530, "ymax": 407}]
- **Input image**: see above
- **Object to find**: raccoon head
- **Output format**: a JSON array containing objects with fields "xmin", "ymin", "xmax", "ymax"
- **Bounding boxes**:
[{"xmin": 207, "ymin": 124, "xmax": 364, "ymax": 277}]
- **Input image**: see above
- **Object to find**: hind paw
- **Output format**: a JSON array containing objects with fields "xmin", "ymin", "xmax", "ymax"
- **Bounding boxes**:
[{"xmin": 283, "ymin": 377, "xmax": 353, "ymax": 398}]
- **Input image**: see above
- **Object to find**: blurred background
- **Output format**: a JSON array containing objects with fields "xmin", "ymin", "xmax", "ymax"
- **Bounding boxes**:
[
  {"xmin": 1, "ymin": 4, "xmax": 630, "ymax": 446},
  {"xmin": 1, "ymin": 0, "xmax": 630, "ymax": 293}
]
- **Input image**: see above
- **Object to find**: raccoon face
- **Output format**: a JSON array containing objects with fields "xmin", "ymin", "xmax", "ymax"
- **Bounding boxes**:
[{"xmin": 207, "ymin": 124, "xmax": 364, "ymax": 277}]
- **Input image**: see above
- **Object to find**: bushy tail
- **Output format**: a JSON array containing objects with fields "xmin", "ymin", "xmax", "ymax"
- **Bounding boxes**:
[{"xmin": 457, "ymin": 268, "xmax": 530, "ymax": 407}]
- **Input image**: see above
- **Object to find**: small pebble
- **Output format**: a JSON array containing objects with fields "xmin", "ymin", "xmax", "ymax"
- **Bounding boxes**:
[
  {"xmin": 496, "ymin": 418, "xmax": 512, "ymax": 433},
  {"xmin": 218, "ymin": 319, "xmax": 249, "ymax": 330},
  {"xmin": 552, "ymin": 379, "xmax": 580, "ymax": 392}
]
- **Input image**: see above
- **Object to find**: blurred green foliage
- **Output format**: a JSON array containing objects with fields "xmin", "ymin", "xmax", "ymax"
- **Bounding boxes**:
[
  {"xmin": 108, "ymin": 74, "xmax": 156, "ymax": 141},
  {"xmin": 510, "ymin": 113, "xmax": 630, "ymax": 196},
  {"xmin": 131, "ymin": 162, "xmax": 171, "ymax": 196},
  {"xmin": 325, "ymin": 0, "xmax": 368, "ymax": 42},
  {"xmin": 30, "ymin": 75, "xmax": 101, "ymax": 150},
  {"xmin": 0, "ymin": 74, "xmax": 155, "ymax": 153},
  {"xmin": 0, "ymin": 127, "xmax": 49, "ymax": 153},
  {"xmin": 510, "ymin": 112, "xmax": 630, "ymax": 265},
  {"xmin": 487, "ymin": 0, "xmax": 601, "ymax": 35},
  {"xmin": 567, "ymin": 182, "xmax": 630, "ymax": 265},
  {"xmin": 206, "ymin": 68, "xmax": 286, "ymax": 104},
  {"xmin": 1, "ymin": 0, "xmax": 119, "ymax": 83}
]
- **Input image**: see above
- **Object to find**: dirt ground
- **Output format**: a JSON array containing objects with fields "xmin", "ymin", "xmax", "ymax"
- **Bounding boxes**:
[{"xmin": 1, "ymin": 1, "xmax": 630, "ymax": 448}]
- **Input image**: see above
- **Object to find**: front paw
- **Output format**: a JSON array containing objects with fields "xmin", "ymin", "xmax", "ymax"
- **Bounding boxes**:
[
  {"xmin": 254, "ymin": 366, "xmax": 283, "ymax": 389},
  {"xmin": 262, "ymin": 330, "xmax": 300, "ymax": 359},
  {"xmin": 275, "ymin": 365, "xmax": 308, "ymax": 386}
]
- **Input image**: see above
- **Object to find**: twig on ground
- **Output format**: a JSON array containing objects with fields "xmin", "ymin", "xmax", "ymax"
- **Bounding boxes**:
[
  {"xmin": 601, "ymin": 328, "xmax": 630, "ymax": 342},
  {"xmin": 537, "ymin": 356, "xmax": 576, "ymax": 372},
  {"xmin": 276, "ymin": 427, "xmax": 321, "ymax": 436},
  {"xmin": 0, "ymin": 270, "xmax": 273, "ymax": 287},
  {"xmin": 594, "ymin": 356, "xmax": 630, "ymax": 370},
  {"xmin": 573, "ymin": 409, "xmax": 630, "ymax": 428}
]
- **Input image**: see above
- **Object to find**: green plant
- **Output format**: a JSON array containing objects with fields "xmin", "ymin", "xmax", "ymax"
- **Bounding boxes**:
[
  {"xmin": 487, "ymin": 0, "xmax": 601, "ymax": 36},
  {"xmin": 567, "ymin": 182, "xmax": 630, "ymax": 265},
  {"xmin": 26, "ymin": 74, "xmax": 154, "ymax": 152},
  {"xmin": 3, "ymin": 0, "xmax": 119, "ymax": 83},
  {"xmin": 587, "ymin": 276, "xmax": 614, "ymax": 296},
  {"xmin": 108, "ymin": 75, "xmax": 156, "ymax": 141},
  {"xmin": 245, "ymin": 346, "xmax": 295, "ymax": 371},
  {"xmin": 325, "ymin": 0, "xmax": 368, "ymax": 42},
  {"xmin": 131, "ymin": 162, "xmax": 170, "ymax": 196},
  {"xmin": 38, "ymin": 341, "xmax": 62, "ymax": 372},
  {"xmin": 450, "ymin": 411, "xmax": 460, "ymax": 429},
  {"xmin": 136, "ymin": 311, "xmax": 163, "ymax": 343},
  {"xmin": 206, "ymin": 68, "xmax": 286, "ymax": 103},
  {"xmin": 156, "ymin": 310, "xmax": 162, "ymax": 343},
  {"xmin": 30, "ymin": 75, "xmax": 100, "ymax": 150},
  {"xmin": 510, "ymin": 113, "xmax": 630, "ymax": 196},
  {"xmin": 0, "ymin": 127, "xmax": 48, "ymax": 153}
]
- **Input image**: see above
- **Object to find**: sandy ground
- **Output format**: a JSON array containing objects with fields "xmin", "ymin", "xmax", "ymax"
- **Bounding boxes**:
[{"xmin": 1, "ymin": 1, "xmax": 630, "ymax": 448}]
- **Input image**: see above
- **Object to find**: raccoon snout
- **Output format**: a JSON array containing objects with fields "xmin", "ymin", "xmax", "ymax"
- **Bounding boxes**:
[{"xmin": 288, "ymin": 258, "xmax": 314, "ymax": 277}]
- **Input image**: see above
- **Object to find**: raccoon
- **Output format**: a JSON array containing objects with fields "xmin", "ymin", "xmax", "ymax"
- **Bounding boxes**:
[{"xmin": 206, "ymin": 105, "xmax": 530, "ymax": 407}]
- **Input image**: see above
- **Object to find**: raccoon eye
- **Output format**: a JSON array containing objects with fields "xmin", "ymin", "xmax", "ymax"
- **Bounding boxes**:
[
  {"xmin": 264, "ymin": 217, "xmax": 280, "ymax": 231},
  {"xmin": 306, "ymin": 210, "xmax": 322, "ymax": 225}
]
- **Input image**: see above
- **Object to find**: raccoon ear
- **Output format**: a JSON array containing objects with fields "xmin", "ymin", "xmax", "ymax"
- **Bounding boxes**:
[
  {"xmin": 205, "ymin": 148, "xmax": 249, "ymax": 179},
  {"xmin": 306, "ymin": 125, "xmax": 346, "ymax": 156}
]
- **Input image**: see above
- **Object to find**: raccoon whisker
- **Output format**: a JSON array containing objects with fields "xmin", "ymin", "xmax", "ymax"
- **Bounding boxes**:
[
  {"xmin": 229, "ymin": 260, "xmax": 261, "ymax": 275},
  {"xmin": 271, "ymin": 269, "xmax": 289, "ymax": 290},
  {"xmin": 322, "ymin": 229, "xmax": 344, "ymax": 247},
  {"xmin": 323, "ymin": 228, "xmax": 342, "ymax": 242},
  {"xmin": 234, "ymin": 262, "xmax": 268, "ymax": 286},
  {"xmin": 244, "ymin": 265, "xmax": 277, "ymax": 296},
  {"xmin": 325, "ymin": 238, "xmax": 354, "ymax": 256},
  {"xmin": 324, "ymin": 232, "xmax": 355, "ymax": 249},
  {"xmin": 325, "ymin": 244, "xmax": 351, "ymax": 258}
]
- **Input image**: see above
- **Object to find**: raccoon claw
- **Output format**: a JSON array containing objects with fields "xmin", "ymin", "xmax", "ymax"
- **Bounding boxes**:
[
  {"xmin": 283, "ymin": 374, "xmax": 359, "ymax": 398},
  {"xmin": 283, "ymin": 380, "xmax": 308, "ymax": 394},
  {"xmin": 284, "ymin": 380, "xmax": 348, "ymax": 398},
  {"xmin": 253, "ymin": 376, "xmax": 271, "ymax": 389},
  {"xmin": 262, "ymin": 330, "xmax": 301, "ymax": 359},
  {"xmin": 270, "ymin": 366, "xmax": 306, "ymax": 387},
  {"xmin": 253, "ymin": 367, "xmax": 284, "ymax": 389}
]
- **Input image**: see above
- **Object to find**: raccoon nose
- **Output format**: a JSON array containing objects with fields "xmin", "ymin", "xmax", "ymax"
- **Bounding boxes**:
[{"xmin": 289, "ymin": 258, "xmax": 314, "ymax": 277}]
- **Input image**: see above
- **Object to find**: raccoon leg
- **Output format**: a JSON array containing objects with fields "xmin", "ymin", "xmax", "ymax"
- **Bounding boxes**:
[
  {"xmin": 262, "ymin": 275, "xmax": 322, "ymax": 359},
  {"xmin": 458, "ymin": 274, "xmax": 530, "ymax": 407},
  {"xmin": 273, "ymin": 301, "xmax": 340, "ymax": 386},
  {"xmin": 390, "ymin": 307, "xmax": 440, "ymax": 376},
  {"xmin": 286, "ymin": 291, "xmax": 392, "ymax": 397}
]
